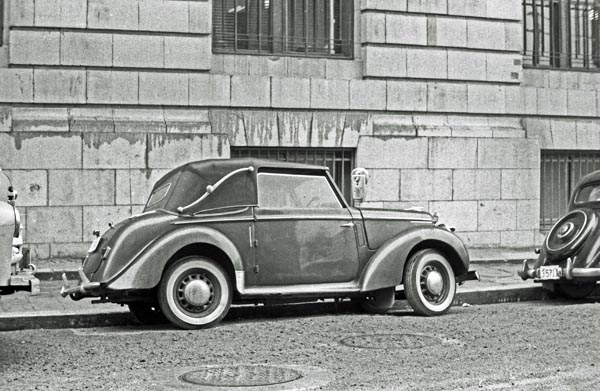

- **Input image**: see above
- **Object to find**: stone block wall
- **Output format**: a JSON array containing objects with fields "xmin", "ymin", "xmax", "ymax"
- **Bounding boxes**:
[
  {"xmin": 355, "ymin": 114, "xmax": 541, "ymax": 249},
  {"xmin": 0, "ymin": 0, "xmax": 598, "ymax": 258},
  {"xmin": 0, "ymin": 109, "xmax": 228, "ymax": 259},
  {"xmin": 361, "ymin": 0, "xmax": 522, "ymax": 83}
]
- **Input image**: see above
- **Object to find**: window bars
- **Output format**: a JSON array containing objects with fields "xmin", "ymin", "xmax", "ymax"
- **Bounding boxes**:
[
  {"xmin": 213, "ymin": 0, "xmax": 353, "ymax": 58},
  {"xmin": 540, "ymin": 150, "xmax": 600, "ymax": 230},
  {"xmin": 230, "ymin": 147, "xmax": 356, "ymax": 203},
  {"xmin": 0, "ymin": 0, "xmax": 4, "ymax": 47},
  {"xmin": 523, "ymin": 0, "xmax": 600, "ymax": 69}
]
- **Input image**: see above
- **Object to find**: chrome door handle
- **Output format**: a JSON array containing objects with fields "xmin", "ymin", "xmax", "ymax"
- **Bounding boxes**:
[{"xmin": 341, "ymin": 222, "xmax": 354, "ymax": 228}]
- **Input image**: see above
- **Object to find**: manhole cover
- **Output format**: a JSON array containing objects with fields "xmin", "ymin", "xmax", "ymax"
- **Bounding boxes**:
[
  {"xmin": 340, "ymin": 333, "xmax": 441, "ymax": 349},
  {"xmin": 180, "ymin": 365, "xmax": 303, "ymax": 387}
]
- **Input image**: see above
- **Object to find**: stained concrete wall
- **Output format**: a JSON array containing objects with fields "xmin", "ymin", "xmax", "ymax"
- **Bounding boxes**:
[{"xmin": 0, "ymin": 0, "xmax": 597, "ymax": 259}]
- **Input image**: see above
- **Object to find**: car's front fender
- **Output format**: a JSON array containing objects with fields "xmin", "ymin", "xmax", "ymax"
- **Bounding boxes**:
[
  {"xmin": 105, "ymin": 226, "xmax": 243, "ymax": 290},
  {"xmin": 358, "ymin": 226, "xmax": 469, "ymax": 292}
]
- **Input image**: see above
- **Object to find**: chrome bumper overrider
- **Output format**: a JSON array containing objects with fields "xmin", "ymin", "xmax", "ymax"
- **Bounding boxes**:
[
  {"xmin": 518, "ymin": 257, "xmax": 600, "ymax": 281},
  {"xmin": 60, "ymin": 267, "xmax": 101, "ymax": 298}
]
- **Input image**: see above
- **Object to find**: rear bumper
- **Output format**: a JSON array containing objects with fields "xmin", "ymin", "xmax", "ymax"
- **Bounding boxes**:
[
  {"xmin": 60, "ymin": 267, "xmax": 102, "ymax": 299},
  {"xmin": 518, "ymin": 257, "xmax": 600, "ymax": 281}
]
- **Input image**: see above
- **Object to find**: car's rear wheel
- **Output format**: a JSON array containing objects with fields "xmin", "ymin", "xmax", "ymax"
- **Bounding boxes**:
[
  {"xmin": 359, "ymin": 287, "xmax": 395, "ymax": 314},
  {"xmin": 404, "ymin": 249, "xmax": 456, "ymax": 316},
  {"xmin": 128, "ymin": 302, "xmax": 168, "ymax": 325},
  {"xmin": 158, "ymin": 256, "xmax": 232, "ymax": 329},
  {"xmin": 553, "ymin": 281, "xmax": 597, "ymax": 299}
]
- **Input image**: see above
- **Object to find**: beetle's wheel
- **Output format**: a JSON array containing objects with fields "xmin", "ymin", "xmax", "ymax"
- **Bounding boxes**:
[
  {"xmin": 553, "ymin": 281, "xmax": 597, "ymax": 300},
  {"xmin": 158, "ymin": 256, "xmax": 232, "ymax": 329},
  {"xmin": 404, "ymin": 249, "xmax": 456, "ymax": 316},
  {"xmin": 359, "ymin": 287, "xmax": 395, "ymax": 314},
  {"xmin": 128, "ymin": 302, "xmax": 168, "ymax": 325}
]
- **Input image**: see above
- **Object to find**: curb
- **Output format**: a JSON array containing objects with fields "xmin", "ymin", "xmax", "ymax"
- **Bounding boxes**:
[
  {"xmin": 0, "ymin": 286, "xmax": 548, "ymax": 332},
  {"xmin": 0, "ymin": 310, "xmax": 134, "ymax": 332},
  {"xmin": 454, "ymin": 286, "xmax": 549, "ymax": 306}
]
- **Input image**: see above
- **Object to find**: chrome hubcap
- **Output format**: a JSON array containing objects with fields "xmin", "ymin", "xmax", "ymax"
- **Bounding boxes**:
[
  {"xmin": 183, "ymin": 278, "xmax": 212, "ymax": 307},
  {"xmin": 557, "ymin": 222, "xmax": 575, "ymax": 239},
  {"xmin": 426, "ymin": 271, "xmax": 444, "ymax": 296}
]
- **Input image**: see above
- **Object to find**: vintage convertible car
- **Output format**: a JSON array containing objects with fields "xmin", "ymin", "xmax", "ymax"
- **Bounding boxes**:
[
  {"xmin": 519, "ymin": 170, "xmax": 600, "ymax": 298},
  {"xmin": 0, "ymin": 169, "xmax": 39, "ymax": 295},
  {"xmin": 61, "ymin": 159, "xmax": 478, "ymax": 329}
]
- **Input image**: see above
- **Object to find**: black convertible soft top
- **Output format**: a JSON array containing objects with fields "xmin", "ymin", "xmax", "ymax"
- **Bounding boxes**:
[{"xmin": 146, "ymin": 158, "xmax": 330, "ymax": 213}]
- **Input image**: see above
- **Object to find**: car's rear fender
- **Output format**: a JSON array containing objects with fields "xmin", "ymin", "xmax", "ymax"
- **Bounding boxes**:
[
  {"xmin": 358, "ymin": 227, "xmax": 469, "ymax": 292},
  {"xmin": 106, "ymin": 226, "xmax": 243, "ymax": 291}
]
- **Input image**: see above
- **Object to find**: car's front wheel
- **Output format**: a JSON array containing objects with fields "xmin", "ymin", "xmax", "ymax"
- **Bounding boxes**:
[
  {"xmin": 158, "ymin": 256, "xmax": 232, "ymax": 329},
  {"xmin": 404, "ymin": 249, "xmax": 456, "ymax": 316}
]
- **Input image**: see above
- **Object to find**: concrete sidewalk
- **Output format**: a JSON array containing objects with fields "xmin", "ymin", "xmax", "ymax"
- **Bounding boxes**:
[{"xmin": 0, "ymin": 254, "xmax": 557, "ymax": 332}]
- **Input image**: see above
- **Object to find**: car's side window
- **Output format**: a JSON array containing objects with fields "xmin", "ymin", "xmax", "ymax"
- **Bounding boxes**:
[{"xmin": 258, "ymin": 173, "xmax": 342, "ymax": 209}]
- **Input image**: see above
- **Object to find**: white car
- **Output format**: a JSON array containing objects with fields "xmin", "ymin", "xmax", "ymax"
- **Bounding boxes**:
[{"xmin": 0, "ymin": 169, "xmax": 39, "ymax": 295}]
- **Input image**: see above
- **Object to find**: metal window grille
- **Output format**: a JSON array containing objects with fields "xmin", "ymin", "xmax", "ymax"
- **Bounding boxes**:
[
  {"xmin": 213, "ymin": 0, "xmax": 353, "ymax": 58},
  {"xmin": 0, "ymin": 0, "xmax": 4, "ymax": 47},
  {"xmin": 541, "ymin": 150, "xmax": 600, "ymax": 230},
  {"xmin": 230, "ymin": 147, "xmax": 355, "ymax": 203},
  {"xmin": 523, "ymin": 0, "xmax": 600, "ymax": 69}
]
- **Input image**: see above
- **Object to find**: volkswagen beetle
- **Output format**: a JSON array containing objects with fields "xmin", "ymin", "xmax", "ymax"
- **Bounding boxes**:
[
  {"xmin": 61, "ymin": 159, "xmax": 478, "ymax": 329},
  {"xmin": 0, "ymin": 169, "xmax": 39, "ymax": 296},
  {"xmin": 520, "ymin": 170, "xmax": 600, "ymax": 298}
]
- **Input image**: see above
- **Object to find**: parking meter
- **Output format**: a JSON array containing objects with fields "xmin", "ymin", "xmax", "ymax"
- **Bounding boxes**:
[{"xmin": 351, "ymin": 168, "xmax": 368, "ymax": 205}]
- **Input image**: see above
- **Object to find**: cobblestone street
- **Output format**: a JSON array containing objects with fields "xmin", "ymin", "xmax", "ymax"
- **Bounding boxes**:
[{"xmin": 2, "ymin": 300, "xmax": 600, "ymax": 390}]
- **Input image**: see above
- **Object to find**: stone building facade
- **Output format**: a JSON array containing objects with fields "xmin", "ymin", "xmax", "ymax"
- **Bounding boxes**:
[{"xmin": 0, "ymin": 0, "xmax": 597, "ymax": 260}]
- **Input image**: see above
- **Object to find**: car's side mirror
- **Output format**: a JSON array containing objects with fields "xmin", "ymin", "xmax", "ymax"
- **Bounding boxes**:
[{"xmin": 351, "ymin": 168, "xmax": 368, "ymax": 203}]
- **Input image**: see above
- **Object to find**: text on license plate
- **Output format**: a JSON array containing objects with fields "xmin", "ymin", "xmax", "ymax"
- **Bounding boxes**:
[
  {"xmin": 539, "ymin": 265, "xmax": 562, "ymax": 280},
  {"xmin": 88, "ymin": 237, "xmax": 101, "ymax": 253}
]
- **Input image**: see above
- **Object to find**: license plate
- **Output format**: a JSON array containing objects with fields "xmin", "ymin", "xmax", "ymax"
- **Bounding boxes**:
[
  {"xmin": 539, "ymin": 265, "xmax": 562, "ymax": 280},
  {"xmin": 87, "ymin": 237, "xmax": 101, "ymax": 253}
]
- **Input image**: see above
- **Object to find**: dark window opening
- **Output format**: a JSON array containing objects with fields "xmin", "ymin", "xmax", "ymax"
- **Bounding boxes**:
[
  {"xmin": 231, "ymin": 147, "xmax": 355, "ymax": 203},
  {"xmin": 540, "ymin": 150, "xmax": 600, "ymax": 230},
  {"xmin": 524, "ymin": 0, "xmax": 600, "ymax": 69},
  {"xmin": 213, "ymin": 0, "xmax": 353, "ymax": 58},
  {"xmin": 0, "ymin": 0, "xmax": 4, "ymax": 47}
]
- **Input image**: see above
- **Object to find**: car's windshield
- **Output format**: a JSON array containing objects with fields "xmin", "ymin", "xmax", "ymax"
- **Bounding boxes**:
[{"xmin": 575, "ymin": 183, "xmax": 600, "ymax": 204}]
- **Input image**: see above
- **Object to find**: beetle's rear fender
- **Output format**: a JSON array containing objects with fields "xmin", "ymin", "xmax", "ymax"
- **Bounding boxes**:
[
  {"xmin": 84, "ymin": 211, "xmax": 175, "ymax": 279},
  {"xmin": 358, "ymin": 226, "xmax": 469, "ymax": 292},
  {"xmin": 103, "ymin": 226, "xmax": 243, "ymax": 291}
]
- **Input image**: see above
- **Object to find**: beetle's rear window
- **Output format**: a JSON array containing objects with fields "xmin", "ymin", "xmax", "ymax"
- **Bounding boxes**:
[
  {"xmin": 575, "ymin": 184, "xmax": 600, "ymax": 204},
  {"xmin": 145, "ymin": 183, "xmax": 171, "ymax": 208}
]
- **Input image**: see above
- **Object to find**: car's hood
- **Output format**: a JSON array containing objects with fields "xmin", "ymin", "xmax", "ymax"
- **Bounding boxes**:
[
  {"xmin": 359, "ymin": 208, "xmax": 433, "ymax": 222},
  {"xmin": 359, "ymin": 208, "xmax": 433, "ymax": 250}
]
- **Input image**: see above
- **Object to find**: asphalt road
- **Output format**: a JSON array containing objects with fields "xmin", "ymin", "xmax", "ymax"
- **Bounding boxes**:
[{"xmin": 1, "ymin": 300, "xmax": 599, "ymax": 390}]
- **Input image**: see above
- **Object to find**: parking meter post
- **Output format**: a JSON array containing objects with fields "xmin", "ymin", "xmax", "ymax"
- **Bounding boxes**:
[{"xmin": 351, "ymin": 168, "xmax": 368, "ymax": 208}]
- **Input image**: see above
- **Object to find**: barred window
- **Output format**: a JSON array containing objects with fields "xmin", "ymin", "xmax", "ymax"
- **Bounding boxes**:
[
  {"xmin": 523, "ymin": 0, "xmax": 600, "ymax": 69},
  {"xmin": 213, "ymin": 0, "xmax": 353, "ymax": 58},
  {"xmin": 0, "ymin": 0, "xmax": 4, "ymax": 47},
  {"xmin": 541, "ymin": 150, "xmax": 600, "ymax": 230}
]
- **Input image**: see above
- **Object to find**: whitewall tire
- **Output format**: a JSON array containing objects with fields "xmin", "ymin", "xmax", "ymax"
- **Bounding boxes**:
[
  {"xmin": 159, "ymin": 256, "xmax": 232, "ymax": 329},
  {"xmin": 404, "ymin": 249, "xmax": 456, "ymax": 316}
]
